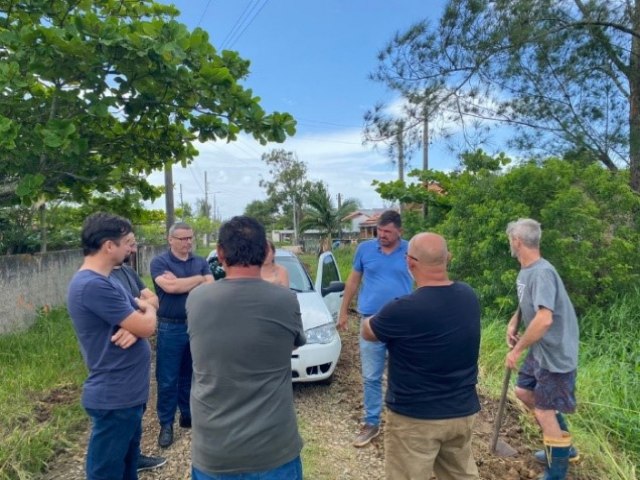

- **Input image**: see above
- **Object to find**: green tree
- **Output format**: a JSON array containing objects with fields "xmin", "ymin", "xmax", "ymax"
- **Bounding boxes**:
[
  {"xmin": 373, "ymin": 152, "xmax": 640, "ymax": 312},
  {"xmin": 259, "ymin": 149, "xmax": 315, "ymax": 242},
  {"xmin": 299, "ymin": 183, "xmax": 359, "ymax": 251},
  {"xmin": 244, "ymin": 198, "xmax": 279, "ymax": 230},
  {"xmin": 372, "ymin": 0, "xmax": 640, "ymax": 192},
  {"xmin": 0, "ymin": 0, "xmax": 296, "ymax": 207}
]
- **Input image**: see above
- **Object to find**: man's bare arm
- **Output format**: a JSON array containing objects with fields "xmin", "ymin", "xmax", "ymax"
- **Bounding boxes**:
[
  {"xmin": 119, "ymin": 300, "xmax": 157, "ymax": 338},
  {"xmin": 154, "ymin": 271, "xmax": 208, "ymax": 294},
  {"xmin": 337, "ymin": 270, "xmax": 362, "ymax": 331},
  {"xmin": 139, "ymin": 287, "xmax": 159, "ymax": 309},
  {"xmin": 360, "ymin": 315, "xmax": 378, "ymax": 342},
  {"xmin": 506, "ymin": 307, "xmax": 553, "ymax": 369}
]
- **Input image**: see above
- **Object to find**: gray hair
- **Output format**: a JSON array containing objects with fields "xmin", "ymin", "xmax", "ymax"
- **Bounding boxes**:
[
  {"xmin": 506, "ymin": 218, "xmax": 541, "ymax": 248},
  {"xmin": 169, "ymin": 222, "xmax": 192, "ymax": 236}
]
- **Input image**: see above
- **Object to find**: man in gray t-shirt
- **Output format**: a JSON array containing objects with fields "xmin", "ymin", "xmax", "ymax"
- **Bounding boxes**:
[
  {"xmin": 505, "ymin": 218, "xmax": 579, "ymax": 480},
  {"xmin": 186, "ymin": 216, "xmax": 306, "ymax": 480}
]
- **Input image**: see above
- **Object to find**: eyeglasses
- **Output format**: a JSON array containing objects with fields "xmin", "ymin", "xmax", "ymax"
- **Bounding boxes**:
[
  {"xmin": 405, "ymin": 253, "xmax": 419, "ymax": 262},
  {"xmin": 172, "ymin": 236, "xmax": 193, "ymax": 242}
]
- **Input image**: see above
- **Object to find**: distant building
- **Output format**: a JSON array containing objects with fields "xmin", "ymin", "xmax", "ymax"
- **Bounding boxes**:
[{"xmin": 341, "ymin": 208, "xmax": 397, "ymax": 240}]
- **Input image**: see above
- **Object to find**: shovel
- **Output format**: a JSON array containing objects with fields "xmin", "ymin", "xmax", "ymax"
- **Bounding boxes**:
[{"xmin": 489, "ymin": 309, "xmax": 520, "ymax": 457}]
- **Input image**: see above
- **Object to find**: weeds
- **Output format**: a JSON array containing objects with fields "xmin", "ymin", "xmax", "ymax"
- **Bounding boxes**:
[
  {"xmin": 0, "ymin": 308, "xmax": 86, "ymax": 479},
  {"xmin": 480, "ymin": 292, "xmax": 640, "ymax": 480}
]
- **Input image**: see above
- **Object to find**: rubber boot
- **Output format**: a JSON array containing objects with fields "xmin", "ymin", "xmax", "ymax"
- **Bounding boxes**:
[
  {"xmin": 534, "ymin": 413, "xmax": 579, "ymax": 463},
  {"xmin": 539, "ymin": 433, "xmax": 572, "ymax": 480}
]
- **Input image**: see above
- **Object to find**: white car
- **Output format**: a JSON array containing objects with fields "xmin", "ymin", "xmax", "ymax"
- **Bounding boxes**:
[{"xmin": 207, "ymin": 249, "xmax": 344, "ymax": 383}]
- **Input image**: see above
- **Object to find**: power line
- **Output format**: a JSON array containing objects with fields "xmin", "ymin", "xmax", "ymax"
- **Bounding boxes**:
[
  {"xmin": 196, "ymin": 0, "xmax": 213, "ymax": 27},
  {"xmin": 220, "ymin": 0, "xmax": 269, "ymax": 50}
]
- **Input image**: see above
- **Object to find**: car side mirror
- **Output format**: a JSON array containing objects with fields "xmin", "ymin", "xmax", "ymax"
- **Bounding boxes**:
[{"xmin": 321, "ymin": 281, "xmax": 345, "ymax": 297}]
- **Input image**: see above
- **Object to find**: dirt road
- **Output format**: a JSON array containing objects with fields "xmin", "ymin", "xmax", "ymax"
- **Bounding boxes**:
[{"xmin": 42, "ymin": 321, "xmax": 582, "ymax": 479}]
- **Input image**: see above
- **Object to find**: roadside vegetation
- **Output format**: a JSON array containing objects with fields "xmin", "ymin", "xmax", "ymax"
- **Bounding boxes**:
[{"xmin": 0, "ymin": 309, "xmax": 86, "ymax": 479}]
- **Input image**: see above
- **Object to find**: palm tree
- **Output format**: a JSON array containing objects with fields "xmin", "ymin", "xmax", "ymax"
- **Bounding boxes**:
[{"xmin": 300, "ymin": 183, "xmax": 359, "ymax": 252}]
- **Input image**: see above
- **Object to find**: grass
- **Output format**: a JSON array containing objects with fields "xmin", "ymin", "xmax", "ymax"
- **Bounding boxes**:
[
  {"xmin": 479, "ymin": 303, "xmax": 639, "ymax": 480},
  {"xmin": 0, "ymin": 308, "xmax": 87, "ymax": 479}
]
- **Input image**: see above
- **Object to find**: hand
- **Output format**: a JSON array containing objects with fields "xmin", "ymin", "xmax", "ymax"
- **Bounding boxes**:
[
  {"xmin": 111, "ymin": 328, "xmax": 139, "ymax": 349},
  {"xmin": 506, "ymin": 325, "xmax": 520, "ymax": 349},
  {"xmin": 505, "ymin": 348, "xmax": 521, "ymax": 370},
  {"xmin": 337, "ymin": 312, "xmax": 349, "ymax": 332},
  {"xmin": 161, "ymin": 271, "xmax": 177, "ymax": 280},
  {"xmin": 135, "ymin": 297, "xmax": 147, "ymax": 312}
]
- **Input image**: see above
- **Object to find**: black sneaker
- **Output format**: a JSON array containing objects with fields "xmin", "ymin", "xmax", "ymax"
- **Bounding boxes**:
[
  {"xmin": 158, "ymin": 424, "xmax": 173, "ymax": 448},
  {"xmin": 179, "ymin": 415, "xmax": 192, "ymax": 429},
  {"xmin": 137, "ymin": 454, "xmax": 167, "ymax": 472}
]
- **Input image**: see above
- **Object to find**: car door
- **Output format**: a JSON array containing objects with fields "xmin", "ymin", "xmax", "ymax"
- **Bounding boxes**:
[{"xmin": 315, "ymin": 251, "xmax": 345, "ymax": 323}]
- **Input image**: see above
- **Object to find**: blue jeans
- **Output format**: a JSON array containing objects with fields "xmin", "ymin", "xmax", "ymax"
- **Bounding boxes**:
[
  {"xmin": 359, "ymin": 317, "xmax": 387, "ymax": 426},
  {"xmin": 85, "ymin": 405, "xmax": 144, "ymax": 480},
  {"xmin": 192, "ymin": 456, "xmax": 303, "ymax": 480},
  {"xmin": 156, "ymin": 321, "xmax": 192, "ymax": 426}
]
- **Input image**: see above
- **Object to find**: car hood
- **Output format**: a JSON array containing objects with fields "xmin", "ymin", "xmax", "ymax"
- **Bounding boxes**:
[{"xmin": 296, "ymin": 291, "xmax": 334, "ymax": 330}]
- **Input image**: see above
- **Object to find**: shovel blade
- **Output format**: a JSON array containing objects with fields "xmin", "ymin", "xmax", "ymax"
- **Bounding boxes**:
[{"xmin": 493, "ymin": 438, "xmax": 518, "ymax": 457}]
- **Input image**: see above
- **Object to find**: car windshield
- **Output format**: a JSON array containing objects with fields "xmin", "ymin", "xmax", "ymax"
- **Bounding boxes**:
[{"xmin": 276, "ymin": 255, "xmax": 314, "ymax": 292}]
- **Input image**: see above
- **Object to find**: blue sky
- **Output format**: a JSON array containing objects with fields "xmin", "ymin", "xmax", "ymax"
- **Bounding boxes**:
[{"xmin": 148, "ymin": 0, "xmax": 454, "ymax": 218}]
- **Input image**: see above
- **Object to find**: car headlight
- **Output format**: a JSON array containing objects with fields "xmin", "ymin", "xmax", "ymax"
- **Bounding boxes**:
[{"xmin": 305, "ymin": 322, "xmax": 337, "ymax": 344}]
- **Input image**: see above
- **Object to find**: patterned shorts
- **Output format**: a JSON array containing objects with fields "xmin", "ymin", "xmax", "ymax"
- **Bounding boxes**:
[{"xmin": 516, "ymin": 352, "xmax": 577, "ymax": 413}]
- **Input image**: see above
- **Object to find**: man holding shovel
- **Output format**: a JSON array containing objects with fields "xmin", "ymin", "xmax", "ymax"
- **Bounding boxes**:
[{"xmin": 505, "ymin": 218, "xmax": 579, "ymax": 480}]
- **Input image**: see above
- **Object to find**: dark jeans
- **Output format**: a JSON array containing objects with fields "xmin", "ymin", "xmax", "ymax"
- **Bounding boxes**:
[
  {"xmin": 85, "ymin": 405, "xmax": 144, "ymax": 480},
  {"xmin": 156, "ymin": 321, "xmax": 192, "ymax": 426},
  {"xmin": 191, "ymin": 456, "xmax": 303, "ymax": 480}
]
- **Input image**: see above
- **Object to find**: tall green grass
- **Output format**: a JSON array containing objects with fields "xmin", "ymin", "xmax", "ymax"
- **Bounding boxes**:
[
  {"xmin": 300, "ymin": 245, "xmax": 355, "ymax": 282},
  {"xmin": 0, "ymin": 308, "xmax": 87, "ymax": 479},
  {"xmin": 480, "ymin": 295, "xmax": 639, "ymax": 480}
]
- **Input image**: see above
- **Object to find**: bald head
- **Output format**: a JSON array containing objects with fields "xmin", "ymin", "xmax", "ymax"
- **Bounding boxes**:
[{"xmin": 409, "ymin": 233, "xmax": 449, "ymax": 266}]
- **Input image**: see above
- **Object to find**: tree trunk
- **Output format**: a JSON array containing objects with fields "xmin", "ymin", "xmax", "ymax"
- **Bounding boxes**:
[
  {"xmin": 164, "ymin": 162, "xmax": 174, "ymax": 234},
  {"xmin": 39, "ymin": 203, "xmax": 47, "ymax": 253}
]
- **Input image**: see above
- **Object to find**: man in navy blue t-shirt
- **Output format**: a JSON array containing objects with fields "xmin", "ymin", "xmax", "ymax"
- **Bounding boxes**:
[
  {"xmin": 362, "ymin": 232, "xmax": 481, "ymax": 480},
  {"xmin": 151, "ymin": 222, "xmax": 213, "ymax": 448},
  {"xmin": 67, "ymin": 213, "xmax": 157, "ymax": 480}
]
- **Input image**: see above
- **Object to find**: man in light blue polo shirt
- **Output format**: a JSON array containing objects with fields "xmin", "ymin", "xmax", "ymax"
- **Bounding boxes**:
[{"xmin": 338, "ymin": 210, "xmax": 412, "ymax": 447}]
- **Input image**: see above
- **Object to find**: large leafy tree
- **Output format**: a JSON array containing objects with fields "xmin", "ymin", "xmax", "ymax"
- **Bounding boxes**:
[
  {"xmin": 259, "ymin": 149, "xmax": 316, "ymax": 241},
  {"xmin": 372, "ymin": 0, "xmax": 640, "ymax": 191},
  {"xmin": 0, "ymin": 0, "xmax": 296, "ymax": 206},
  {"xmin": 299, "ymin": 182, "xmax": 359, "ymax": 251},
  {"xmin": 243, "ymin": 198, "xmax": 279, "ymax": 230}
]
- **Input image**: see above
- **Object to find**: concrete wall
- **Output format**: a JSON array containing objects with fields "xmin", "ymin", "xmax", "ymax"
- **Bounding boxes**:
[{"xmin": 0, "ymin": 244, "xmax": 166, "ymax": 334}]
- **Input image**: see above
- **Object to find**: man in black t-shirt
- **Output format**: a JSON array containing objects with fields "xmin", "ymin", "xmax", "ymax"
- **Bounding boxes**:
[{"xmin": 362, "ymin": 232, "xmax": 480, "ymax": 480}]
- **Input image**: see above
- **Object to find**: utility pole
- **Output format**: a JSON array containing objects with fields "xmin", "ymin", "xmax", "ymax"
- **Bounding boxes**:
[
  {"xmin": 397, "ymin": 121, "xmax": 405, "ymax": 214},
  {"xmin": 337, "ymin": 193, "xmax": 343, "ymax": 243},
  {"xmin": 422, "ymin": 113, "xmax": 429, "ymax": 220},
  {"xmin": 204, "ymin": 171, "xmax": 209, "ymax": 217},
  {"xmin": 164, "ymin": 162, "xmax": 175, "ymax": 235},
  {"xmin": 292, "ymin": 195, "xmax": 298, "ymax": 246},
  {"xmin": 179, "ymin": 184, "xmax": 184, "ymax": 212}
]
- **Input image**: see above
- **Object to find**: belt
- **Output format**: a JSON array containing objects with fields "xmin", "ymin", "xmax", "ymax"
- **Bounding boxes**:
[{"xmin": 158, "ymin": 316, "xmax": 186, "ymax": 324}]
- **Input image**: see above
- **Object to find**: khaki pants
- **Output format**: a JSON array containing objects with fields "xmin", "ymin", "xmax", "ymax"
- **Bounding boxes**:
[{"xmin": 384, "ymin": 410, "xmax": 479, "ymax": 480}]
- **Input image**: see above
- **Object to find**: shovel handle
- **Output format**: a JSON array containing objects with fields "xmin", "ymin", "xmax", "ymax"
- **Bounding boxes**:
[
  {"xmin": 490, "ymin": 366, "xmax": 512, "ymax": 453},
  {"xmin": 490, "ymin": 308, "xmax": 521, "ymax": 453}
]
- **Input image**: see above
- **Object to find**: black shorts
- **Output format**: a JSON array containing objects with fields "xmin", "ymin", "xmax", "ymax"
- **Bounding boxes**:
[{"xmin": 516, "ymin": 351, "xmax": 577, "ymax": 413}]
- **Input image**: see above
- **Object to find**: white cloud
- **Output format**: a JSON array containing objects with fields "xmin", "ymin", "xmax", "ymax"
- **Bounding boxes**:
[{"xmin": 146, "ymin": 127, "xmax": 404, "ymax": 219}]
